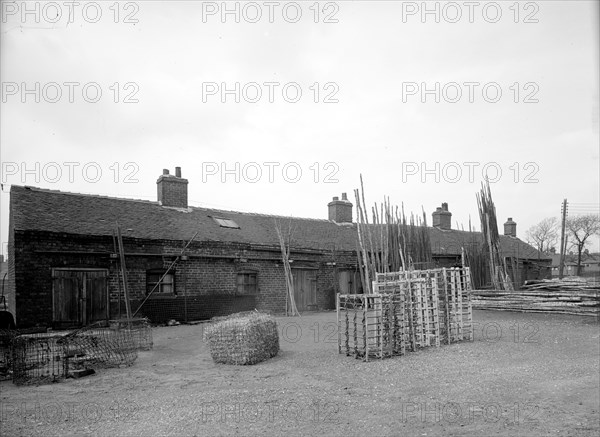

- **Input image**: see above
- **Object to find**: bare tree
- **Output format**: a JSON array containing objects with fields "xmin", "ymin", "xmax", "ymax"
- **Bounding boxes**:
[
  {"xmin": 566, "ymin": 214, "xmax": 600, "ymax": 276},
  {"xmin": 525, "ymin": 217, "xmax": 559, "ymax": 256}
]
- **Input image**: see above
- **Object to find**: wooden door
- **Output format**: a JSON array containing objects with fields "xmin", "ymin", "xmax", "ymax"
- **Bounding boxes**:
[
  {"xmin": 52, "ymin": 269, "xmax": 108, "ymax": 327},
  {"xmin": 338, "ymin": 270, "xmax": 357, "ymax": 294},
  {"xmin": 338, "ymin": 270, "xmax": 361, "ymax": 295},
  {"xmin": 293, "ymin": 269, "xmax": 317, "ymax": 312},
  {"xmin": 53, "ymin": 270, "xmax": 80, "ymax": 326},
  {"xmin": 85, "ymin": 271, "xmax": 108, "ymax": 324}
]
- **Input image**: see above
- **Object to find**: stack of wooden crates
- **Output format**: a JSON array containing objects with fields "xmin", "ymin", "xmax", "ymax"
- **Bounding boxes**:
[{"xmin": 337, "ymin": 267, "xmax": 473, "ymax": 361}]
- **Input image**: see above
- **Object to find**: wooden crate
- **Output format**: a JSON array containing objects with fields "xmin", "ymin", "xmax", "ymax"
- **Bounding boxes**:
[{"xmin": 338, "ymin": 267, "xmax": 473, "ymax": 361}]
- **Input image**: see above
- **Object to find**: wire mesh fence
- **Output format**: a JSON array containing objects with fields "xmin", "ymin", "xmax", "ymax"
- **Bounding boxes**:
[
  {"xmin": 109, "ymin": 318, "xmax": 153, "ymax": 351},
  {"xmin": 11, "ymin": 332, "xmax": 71, "ymax": 385},
  {"xmin": 59, "ymin": 322, "xmax": 138, "ymax": 372},
  {"xmin": 5, "ymin": 318, "xmax": 152, "ymax": 385}
]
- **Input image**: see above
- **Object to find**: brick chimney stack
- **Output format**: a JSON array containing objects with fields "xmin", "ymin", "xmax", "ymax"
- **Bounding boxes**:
[
  {"xmin": 504, "ymin": 217, "xmax": 517, "ymax": 237},
  {"xmin": 157, "ymin": 167, "xmax": 188, "ymax": 208},
  {"xmin": 432, "ymin": 202, "xmax": 452, "ymax": 230},
  {"xmin": 328, "ymin": 193, "xmax": 353, "ymax": 223}
]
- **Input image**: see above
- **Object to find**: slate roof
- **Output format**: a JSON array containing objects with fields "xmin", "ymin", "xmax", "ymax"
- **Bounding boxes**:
[{"xmin": 9, "ymin": 185, "xmax": 545, "ymax": 259}]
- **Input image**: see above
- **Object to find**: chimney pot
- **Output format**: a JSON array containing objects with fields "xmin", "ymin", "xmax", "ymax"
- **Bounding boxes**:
[
  {"xmin": 342, "ymin": 193, "xmax": 348, "ymax": 201},
  {"xmin": 175, "ymin": 167, "xmax": 182, "ymax": 178},
  {"xmin": 333, "ymin": 196, "xmax": 339, "ymax": 201},
  {"xmin": 163, "ymin": 169, "xmax": 169, "ymax": 175}
]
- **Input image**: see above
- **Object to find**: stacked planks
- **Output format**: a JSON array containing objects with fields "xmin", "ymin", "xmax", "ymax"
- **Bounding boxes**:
[{"xmin": 472, "ymin": 278, "xmax": 599, "ymax": 316}]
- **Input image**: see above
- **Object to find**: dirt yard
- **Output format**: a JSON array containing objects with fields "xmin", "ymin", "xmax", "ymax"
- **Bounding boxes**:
[{"xmin": 1, "ymin": 310, "xmax": 598, "ymax": 437}]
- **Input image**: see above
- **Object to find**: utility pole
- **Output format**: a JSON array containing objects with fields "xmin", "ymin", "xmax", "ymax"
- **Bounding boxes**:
[{"xmin": 558, "ymin": 199, "xmax": 568, "ymax": 279}]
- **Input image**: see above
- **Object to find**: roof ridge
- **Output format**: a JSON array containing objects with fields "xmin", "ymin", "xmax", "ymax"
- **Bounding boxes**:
[
  {"xmin": 12, "ymin": 185, "xmax": 158, "ymax": 206},
  {"xmin": 221, "ymin": 210, "xmax": 340, "ymax": 223}
]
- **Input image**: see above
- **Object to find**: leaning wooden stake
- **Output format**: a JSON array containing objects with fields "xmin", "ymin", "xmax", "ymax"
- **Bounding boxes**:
[
  {"xmin": 275, "ymin": 219, "xmax": 300, "ymax": 317},
  {"xmin": 354, "ymin": 188, "xmax": 371, "ymax": 294},
  {"xmin": 116, "ymin": 224, "xmax": 133, "ymax": 321},
  {"xmin": 112, "ymin": 229, "xmax": 123, "ymax": 318},
  {"xmin": 132, "ymin": 231, "xmax": 198, "ymax": 317}
]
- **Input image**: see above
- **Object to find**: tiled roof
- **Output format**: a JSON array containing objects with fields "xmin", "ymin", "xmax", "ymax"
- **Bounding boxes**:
[
  {"xmin": 9, "ymin": 185, "xmax": 545, "ymax": 259},
  {"xmin": 428, "ymin": 227, "xmax": 543, "ymax": 259}
]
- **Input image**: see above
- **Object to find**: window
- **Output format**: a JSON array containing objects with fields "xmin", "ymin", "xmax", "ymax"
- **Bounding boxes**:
[
  {"xmin": 146, "ymin": 270, "xmax": 175, "ymax": 295},
  {"xmin": 236, "ymin": 272, "xmax": 257, "ymax": 295},
  {"xmin": 212, "ymin": 217, "xmax": 240, "ymax": 229}
]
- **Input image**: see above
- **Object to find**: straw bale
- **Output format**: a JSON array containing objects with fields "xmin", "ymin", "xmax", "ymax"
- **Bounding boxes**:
[{"xmin": 203, "ymin": 311, "xmax": 279, "ymax": 365}]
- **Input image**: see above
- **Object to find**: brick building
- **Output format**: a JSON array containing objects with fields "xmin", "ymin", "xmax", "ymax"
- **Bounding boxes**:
[{"xmin": 7, "ymin": 168, "xmax": 549, "ymax": 328}]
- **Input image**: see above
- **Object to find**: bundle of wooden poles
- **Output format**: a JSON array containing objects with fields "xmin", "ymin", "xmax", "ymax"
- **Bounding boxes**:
[
  {"xmin": 521, "ymin": 278, "xmax": 600, "ymax": 292},
  {"xmin": 354, "ymin": 176, "xmax": 433, "ymax": 293},
  {"xmin": 274, "ymin": 219, "xmax": 300, "ymax": 316},
  {"xmin": 476, "ymin": 180, "xmax": 513, "ymax": 291},
  {"xmin": 472, "ymin": 279, "xmax": 599, "ymax": 316},
  {"xmin": 462, "ymin": 240, "xmax": 489, "ymax": 289}
]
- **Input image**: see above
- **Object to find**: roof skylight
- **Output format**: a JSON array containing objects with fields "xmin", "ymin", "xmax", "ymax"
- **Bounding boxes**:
[{"xmin": 212, "ymin": 217, "xmax": 240, "ymax": 229}]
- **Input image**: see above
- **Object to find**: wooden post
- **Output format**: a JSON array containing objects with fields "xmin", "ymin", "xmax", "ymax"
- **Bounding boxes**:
[
  {"xmin": 116, "ymin": 225, "xmax": 132, "ymax": 320},
  {"xmin": 465, "ymin": 267, "xmax": 474, "ymax": 341},
  {"xmin": 400, "ymin": 288, "xmax": 406, "ymax": 355},
  {"xmin": 443, "ymin": 268, "xmax": 451, "ymax": 345},
  {"xmin": 112, "ymin": 230, "xmax": 123, "ymax": 318},
  {"xmin": 363, "ymin": 301, "xmax": 368, "ymax": 361},
  {"xmin": 344, "ymin": 303, "xmax": 349, "ymax": 356},
  {"xmin": 421, "ymin": 280, "xmax": 430, "ymax": 346},
  {"xmin": 336, "ymin": 293, "xmax": 341, "ymax": 354},
  {"xmin": 432, "ymin": 276, "xmax": 440, "ymax": 348},
  {"xmin": 183, "ymin": 255, "xmax": 188, "ymax": 323},
  {"xmin": 453, "ymin": 269, "xmax": 463, "ymax": 340},
  {"xmin": 353, "ymin": 307, "xmax": 358, "ymax": 357},
  {"xmin": 408, "ymin": 279, "xmax": 416, "ymax": 351}
]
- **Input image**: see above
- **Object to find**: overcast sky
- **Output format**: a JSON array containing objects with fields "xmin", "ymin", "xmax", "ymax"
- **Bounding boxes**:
[{"xmin": 1, "ymin": 0, "xmax": 599, "ymax": 258}]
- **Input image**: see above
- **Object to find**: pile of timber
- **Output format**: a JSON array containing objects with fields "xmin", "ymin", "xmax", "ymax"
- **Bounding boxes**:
[
  {"xmin": 472, "ymin": 278, "xmax": 599, "ymax": 316},
  {"xmin": 521, "ymin": 278, "xmax": 599, "ymax": 292}
]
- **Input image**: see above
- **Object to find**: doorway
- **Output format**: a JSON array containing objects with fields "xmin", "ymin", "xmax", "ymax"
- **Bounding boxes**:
[
  {"xmin": 52, "ymin": 269, "xmax": 109, "ymax": 327},
  {"xmin": 338, "ymin": 270, "xmax": 362, "ymax": 295},
  {"xmin": 292, "ymin": 269, "xmax": 317, "ymax": 312}
]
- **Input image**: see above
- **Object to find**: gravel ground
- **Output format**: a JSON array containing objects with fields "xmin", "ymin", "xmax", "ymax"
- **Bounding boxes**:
[{"xmin": 0, "ymin": 310, "xmax": 598, "ymax": 437}]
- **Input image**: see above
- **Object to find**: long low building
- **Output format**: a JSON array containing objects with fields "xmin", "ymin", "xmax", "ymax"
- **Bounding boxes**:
[{"xmin": 6, "ymin": 167, "xmax": 551, "ymax": 328}]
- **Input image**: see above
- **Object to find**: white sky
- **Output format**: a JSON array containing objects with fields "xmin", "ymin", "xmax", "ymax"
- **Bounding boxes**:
[{"xmin": 1, "ymin": 0, "xmax": 599, "ymax": 258}]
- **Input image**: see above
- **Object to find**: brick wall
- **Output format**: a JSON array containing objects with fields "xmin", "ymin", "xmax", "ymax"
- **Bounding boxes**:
[
  {"xmin": 11, "ymin": 230, "xmax": 355, "ymax": 327},
  {"xmin": 6, "ymin": 205, "xmax": 16, "ymax": 321},
  {"xmin": 5, "ymin": 249, "xmax": 15, "ymax": 319}
]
